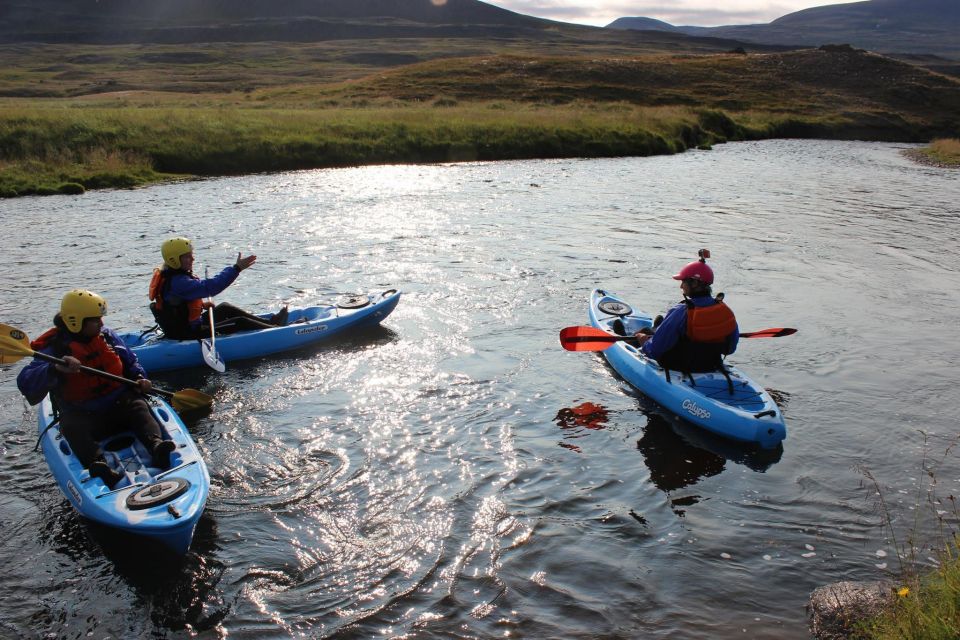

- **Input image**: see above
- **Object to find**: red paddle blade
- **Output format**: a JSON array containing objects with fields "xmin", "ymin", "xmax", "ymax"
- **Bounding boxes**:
[
  {"xmin": 559, "ymin": 326, "xmax": 625, "ymax": 351},
  {"xmin": 741, "ymin": 328, "xmax": 797, "ymax": 338}
]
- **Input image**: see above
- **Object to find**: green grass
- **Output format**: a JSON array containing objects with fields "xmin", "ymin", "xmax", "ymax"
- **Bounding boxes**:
[
  {"xmin": 1, "ymin": 48, "xmax": 958, "ymax": 197},
  {"xmin": 854, "ymin": 442, "xmax": 960, "ymax": 639},
  {"xmin": 0, "ymin": 100, "xmax": 763, "ymax": 196},
  {"xmin": 855, "ymin": 538, "xmax": 960, "ymax": 639}
]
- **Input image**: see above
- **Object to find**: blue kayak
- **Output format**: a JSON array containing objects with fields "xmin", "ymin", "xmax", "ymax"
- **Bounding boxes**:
[
  {"xmin": 589, "ymin": 289, "xmax": 786, "ymax": 449},
  {"xmin": 121, "ymin": 288, "xmax": 400, "ymax": 373},
  {"xmin": 37, "ymin": 395, "xmax": 210, "ymax": 554}
]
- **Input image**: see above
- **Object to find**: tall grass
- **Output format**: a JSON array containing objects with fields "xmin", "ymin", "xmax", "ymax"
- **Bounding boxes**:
[
  {"xmin": 855, "ymin": 435, "xmax": 960, "ymax": 639},
  {"xmin": 924, "ymin": 138, "xmax": 960, "ymax": 166},
  {"xmin": 0, "ymin": 100, "xmax": 754, "ymax": 197}
]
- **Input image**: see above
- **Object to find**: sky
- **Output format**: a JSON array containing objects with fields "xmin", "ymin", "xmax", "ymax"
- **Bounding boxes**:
[{"xmin": 488, "ymin": 1, "xmax": 863, "ymax": 27}]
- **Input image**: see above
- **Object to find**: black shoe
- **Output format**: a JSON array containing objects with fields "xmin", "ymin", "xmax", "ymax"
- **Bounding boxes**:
[
  {"xmin": 653, "ymin": 314, "xmax": 664, "ymax": 329},
  {"xmin": 612, "ymin": 319, "xmax": 626, "ymax": 336},
  {"xmin": 270, "ymin": 306, "xmax": 289, "ymax": 326},
  {"xmin": 89, "ymin": 461, "xmax": 123, "ymax": 489},
  {"xmin": 152, "ymin": 440, "xmax": 176, "ymax": 468}
]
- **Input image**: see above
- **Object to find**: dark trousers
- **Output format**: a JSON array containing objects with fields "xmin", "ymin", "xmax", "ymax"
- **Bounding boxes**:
[
  {"xmin": 205, "ymin": 302, "xmax": 275, "ymax": 335},
  {"xmin": 58, "ymin": 391, "xmax": 164, "ymax": 468}
]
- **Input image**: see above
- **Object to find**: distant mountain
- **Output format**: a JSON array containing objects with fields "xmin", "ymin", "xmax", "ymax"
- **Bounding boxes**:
[
  {"xmin": 0, "ymin": 0, "xmax": 557, "ymax": 43},
  {"xmin": 608, "ymin": 0, "xmax": 960, "ymax": 60}
]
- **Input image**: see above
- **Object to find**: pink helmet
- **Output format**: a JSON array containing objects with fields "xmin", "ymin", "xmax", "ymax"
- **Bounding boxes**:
[{"xmin": 672, "ymin": 249, "xmax": 714, "ymax": 284}]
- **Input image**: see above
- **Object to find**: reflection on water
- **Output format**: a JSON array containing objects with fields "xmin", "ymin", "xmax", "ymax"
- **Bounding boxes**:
[
  {"xmin": 637, "ymin": 413, "xmax": 728, "ymax": 495},
  {"xmin": 1, "ymin": 140, "xmax": 959, "ymax": 639},
  {"xmin": 555, "ymin": 402, "xmax": 610, "ymax": 453}
]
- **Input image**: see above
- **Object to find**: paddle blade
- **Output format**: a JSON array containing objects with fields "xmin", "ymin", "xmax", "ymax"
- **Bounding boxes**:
[
  {"xmin": 741, "ymin": 328, "xmax": 797, "ymax": 338},
  {"xmin": 0, "ymin": 323, "xmax": 32, "ymax": 364},
  {"xmin": 201, "ymin": 339, "xmax": 226, "ymax": 373},
  {"xmin": 170, "ymin": 388, "xmax": 214, "ymax": 412},
  {"xmin": 559, "ymin": 326, "xmax": 624, "ymax": 352}
]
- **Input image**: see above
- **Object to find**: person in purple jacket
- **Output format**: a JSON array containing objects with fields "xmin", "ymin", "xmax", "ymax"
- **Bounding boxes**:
[
  {"xmin": 633, "ymin": 250, "xmax": 740, "ymax": 373},
  {"xmin": 148, "ymin": 236, "xmax": 287, "ymax": 339},
  {"xmin": 17, "ymin": 289, "xmax": 174, "ymax": 488}
]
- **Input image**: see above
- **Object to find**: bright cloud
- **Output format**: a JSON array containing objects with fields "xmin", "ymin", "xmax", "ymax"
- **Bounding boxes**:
[{"xmin": 488, "ymin": 1, "xmax": 862, "ymax": 27}]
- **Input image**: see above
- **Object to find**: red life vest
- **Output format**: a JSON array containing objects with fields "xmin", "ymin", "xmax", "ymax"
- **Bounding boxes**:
[
  {"xmin": 685, "ymin": 301, "xmax": 736, "ymax": 343},
  {"xmin": 149, "ymin": 268, "xmax": 203, "ymax": 322},
  {"xmin": 31, "ymin": 328, "xmax": 124, "ymax": 403}
]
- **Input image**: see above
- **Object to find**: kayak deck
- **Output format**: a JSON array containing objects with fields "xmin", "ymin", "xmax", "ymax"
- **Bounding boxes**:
[
  {"xmin": 120, "ymin": 289, "xmax": 400, "ymax": 372},
  {"xmin": 38, "ymin": 395, "xmax": 210, "ymax": 554}
]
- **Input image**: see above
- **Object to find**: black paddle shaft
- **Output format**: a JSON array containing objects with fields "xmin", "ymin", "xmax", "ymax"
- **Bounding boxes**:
[{"xmin": 28, "ymin": 350, "xmax": 175, "ymax": 400}]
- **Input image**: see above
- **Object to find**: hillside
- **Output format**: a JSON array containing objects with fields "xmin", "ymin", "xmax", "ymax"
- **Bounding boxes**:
[
  {"xmin": 1, "ymin": 1, "xmax": 958, "ymax": 198},
  {"xmin": 608, "ymin": 0, "xmax": 960, "ymax": 61},
  {"xmin": 0, "ymin": 0, "xmax": 555, "ymax": 43},
  {"xmin": 307, "ymin": 47, "xmax": 960, "ymax": 137},
  {"xmin": 0, "ymin": 30, "xmax": 793, "ymax": 98},
  {"xmin": 2, "ymin": 45, "xmax": 958, "ymax": 198}
]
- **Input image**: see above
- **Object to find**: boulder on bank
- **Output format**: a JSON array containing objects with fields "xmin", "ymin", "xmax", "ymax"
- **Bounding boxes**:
[{"xmin": 807, "ymin": 580, "xmax": 894, "ymax": 639}]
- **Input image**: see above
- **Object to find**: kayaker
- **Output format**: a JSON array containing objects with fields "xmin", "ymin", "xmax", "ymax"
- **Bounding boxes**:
[
  {"xmin": 149, "ymin": 236, "xmax": 288, "ymax": 339},
  {"xmin": 632, "ymin": 250, "xmax": 740, "ymax": 373},
  {"xmin": 16, "ymin": 289, "xmax": 176, "ymax": 488}
]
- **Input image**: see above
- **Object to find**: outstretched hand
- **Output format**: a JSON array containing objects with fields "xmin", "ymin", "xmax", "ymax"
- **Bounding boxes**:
[{"xmin": 235, "ymin": 252, "xmax": 257, "ymax": 272}]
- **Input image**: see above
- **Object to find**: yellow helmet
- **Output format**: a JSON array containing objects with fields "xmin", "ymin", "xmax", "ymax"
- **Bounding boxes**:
[
  {"xmin": 60, "ymin": 289, "xmax": 107, "ymax": 334},
  {"xmin": 161, "ymin": 237, "xmax": 193, "ymax": 269}
]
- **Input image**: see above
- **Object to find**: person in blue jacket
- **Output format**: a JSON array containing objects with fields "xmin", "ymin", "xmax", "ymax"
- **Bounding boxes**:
[
  {"xmin": 633, "ymin": 250, "xmax": 740, "ymax": 373},
  {"xmin": 149, "ymin": 237, "xmax": 287, "ymax": 339},
  {"xmin": 18, "ymin": 289, "xmax": 175, "ymax": 488}
]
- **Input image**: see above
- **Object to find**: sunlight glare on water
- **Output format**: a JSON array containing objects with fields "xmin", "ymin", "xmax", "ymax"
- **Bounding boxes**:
[{"xmin": 1, "ymin": 141, "xmax": 959, "ymax": 639}]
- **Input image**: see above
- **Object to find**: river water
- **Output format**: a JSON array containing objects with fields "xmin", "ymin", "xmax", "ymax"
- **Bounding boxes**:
[{"xmin": 1, "ymin": 140, "xmax": 959, "ymax": 639}]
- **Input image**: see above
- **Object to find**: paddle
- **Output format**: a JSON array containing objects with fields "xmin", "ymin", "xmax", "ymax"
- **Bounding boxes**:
[
  {"xmin": 559, "ymin": 325, "xmax": 797, "ymax": 352},
  {"xmin": 201, "ymin": 266, "xmax": 226, "ymax": 373},
  {"xmin": 0, "ymin": 324, "xmax": 212, "ymax": 413}
]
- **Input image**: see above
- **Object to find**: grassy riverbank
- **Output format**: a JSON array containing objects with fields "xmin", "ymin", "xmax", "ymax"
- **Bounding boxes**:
[
  {"xmin": 918, "ymin": 138, "xmax": 960, "ymax": 166},
  {"xmin": 852, "ymin": 447, "xmax": 960, "ymax": 639},
  {"xmin": 858, "ymin": 544, "xmax": 960, "ymax": 639},
  {"xmin": 2, "ymin": 48, "xmax": 959, "ymax": 198},
  {"xmin": 0, "ymin": 101, "xmax": 740, "ymax": 196}
]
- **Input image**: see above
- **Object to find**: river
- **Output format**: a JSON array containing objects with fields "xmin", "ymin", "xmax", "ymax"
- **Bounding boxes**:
[{"xmin": 1, "ymin": 140, "xmax": 959, "ymax": 639}]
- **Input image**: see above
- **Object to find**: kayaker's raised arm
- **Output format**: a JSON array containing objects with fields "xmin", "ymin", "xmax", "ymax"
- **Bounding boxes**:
[{"xmin": 148, "ymin": 237, "xmax": 287, "ymax": 340}]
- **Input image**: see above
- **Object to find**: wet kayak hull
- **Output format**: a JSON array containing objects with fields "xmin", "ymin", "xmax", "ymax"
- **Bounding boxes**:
[{"xmin": 121, "ymin": 289, "xmax": 400, "ymax": 373}]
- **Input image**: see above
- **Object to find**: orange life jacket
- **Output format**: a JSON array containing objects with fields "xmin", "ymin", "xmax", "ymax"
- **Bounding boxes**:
[
  {"xmin": 149, "ymin": 268, "xmax": 204, "ymax": 338},
  {"xmin": 685, "ymin": 301, "xmax": 737, "ymax": 343},
  {"xmin": 31, "ymin": 328, "xmax": 124, "ymax": 403},
  {"xmin": 149, "ymin": 268, "xmax": 203, "ymax": 322}
]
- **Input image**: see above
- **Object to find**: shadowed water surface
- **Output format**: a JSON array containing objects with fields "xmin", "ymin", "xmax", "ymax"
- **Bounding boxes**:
[{"xmin": 1, "ymin": 140, "xmax": 959, "ymax": 638}]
